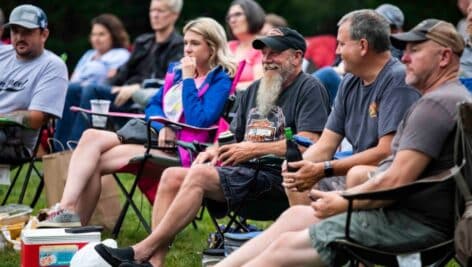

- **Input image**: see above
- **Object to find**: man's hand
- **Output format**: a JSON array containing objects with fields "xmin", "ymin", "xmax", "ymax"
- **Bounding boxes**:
[
  {"xmin": 112, "ymin": 84, "xmax": 140, "ymax": 107},
  {"xmin": 218, "ymin": 141, "xmax": 255, "ymax": 166},
  {"xmin": 193, "ymin": 145, "xmax": 219, "ymax": 166},
  {"xmin": 282, "ymin": 160, "xmax": 325, "ymax": 192},
  {"xmin": 310, "ymin": 189, "xmax": 347, "ymax": 219},
  {"xmin": 158, "ymin": 126, "xmax": 176, "ymax": 148}
]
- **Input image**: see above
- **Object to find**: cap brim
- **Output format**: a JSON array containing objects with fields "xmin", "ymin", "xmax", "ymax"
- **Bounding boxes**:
[
  {"xmin": 252, "ymin": 37, "xmax": 288, "ymax": 52},
  {"xmin": 390, "ymin": 32, "xmax": 427, "ymax": 49},
  {"xmin": 4, "ymin": 21, "xmax": 40, "ymax": 29}
]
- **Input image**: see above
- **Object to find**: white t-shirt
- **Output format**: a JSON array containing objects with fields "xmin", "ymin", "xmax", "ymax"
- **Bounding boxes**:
[{"xmin": 0, "ymin": 45, "xmax": 68, "ymax": 148}]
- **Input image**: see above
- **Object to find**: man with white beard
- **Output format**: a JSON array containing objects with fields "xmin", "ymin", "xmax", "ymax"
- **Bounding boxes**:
[{"xmin": 94, "ymin": 27, "xmax": 330, "ymax": 266}]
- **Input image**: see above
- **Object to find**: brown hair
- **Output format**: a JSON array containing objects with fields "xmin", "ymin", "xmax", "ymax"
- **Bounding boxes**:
[{"xmin": 91, "ymin": 13, "xmax": 130, "ymax": 49}]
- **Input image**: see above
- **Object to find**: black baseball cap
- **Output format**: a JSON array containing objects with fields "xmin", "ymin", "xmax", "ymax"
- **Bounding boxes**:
[
  {"xmin": 253, "ymin": 27, "xmax": 306, "ymax": 54},
  {"xmin": 4, "ymin": 4, "xmax": 48, "ymax": 29}
]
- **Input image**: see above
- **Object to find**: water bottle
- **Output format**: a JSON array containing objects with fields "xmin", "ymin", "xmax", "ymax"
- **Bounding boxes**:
[{"xmin": 285, "ymin": 127, "xmax": 302, "ymax": 172}]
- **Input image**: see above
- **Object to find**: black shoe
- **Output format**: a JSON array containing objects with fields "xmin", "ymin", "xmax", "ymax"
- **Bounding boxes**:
[
  {"xmin": 119, "ymin": 262, "xmax": 153, "ymax": 267},
  {"xmin": 95, "ymin": 243, "xmax": 135, "ymax": 267}
]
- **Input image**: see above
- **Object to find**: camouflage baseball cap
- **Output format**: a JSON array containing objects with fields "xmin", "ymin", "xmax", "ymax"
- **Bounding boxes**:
[{"xmin": 4, "ymin": 4, "xmax": 48, "ymax": 29}]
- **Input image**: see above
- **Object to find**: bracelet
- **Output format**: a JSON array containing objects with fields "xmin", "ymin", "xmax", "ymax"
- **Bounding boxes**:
[{"xmin": 323, "ymin": 161, "xmax": 334, "ymax": 177}]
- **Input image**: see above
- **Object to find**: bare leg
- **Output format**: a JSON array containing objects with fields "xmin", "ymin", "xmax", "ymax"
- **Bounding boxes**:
[
  {"xmin": 151, "ymin": 167, "xmax": 188, "ymax": 228},
  {"xmin": 131, "ymin": 165, "xmax": 225, "ymax": 266},
  {"xmin": 60, "ymin": 129, "xmax": 121, "ymax": 215},
  {"xmin": 244, "ymin": 229, "xmax": 325, "ymax": 267},
  {"xmin": 216, "ymin": 205, "xmax": 319, "ymax": 267},
  {"xmin": 60, "ymin": 128, "xmax": 173, "ymax": 224},
  {"xmin": 345, "ymin": 165, "xmax": 376, "ymax": 189}
]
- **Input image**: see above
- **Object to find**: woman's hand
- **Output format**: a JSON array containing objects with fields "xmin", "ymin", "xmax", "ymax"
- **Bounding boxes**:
[
  {"xmin": 282, "ymin": 160, "xmax": 325, "ymax": 192},
  {"xmin": 158, "ymin": 126, "xmax": 176, "ymax": 148},
  {"xmin": 112, "ymin": 84, "xmax": 140, "ymax": 107},
  {"xmin": 181, "ymin": 56, "xmax": 197, "ymax": 79}
]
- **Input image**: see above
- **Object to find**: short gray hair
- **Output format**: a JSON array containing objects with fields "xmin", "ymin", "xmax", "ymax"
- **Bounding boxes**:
[
  {"xmin": 155, "ymin": 0, "xmax": 183, "ymax": 13},
  {"xmin": 338, "ymin": 9, "xmax": 391, "ymax": 53}
]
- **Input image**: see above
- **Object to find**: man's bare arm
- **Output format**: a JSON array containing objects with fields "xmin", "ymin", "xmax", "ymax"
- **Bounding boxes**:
[
  {"xmin": 303, "ymin": 129, "xmax": 343, "ymax": 163},
  {"xmin": 345, "ymin": 149, "xmax": 431, "ymax": 209},
  {"xmin": 1, "ymin": 110, "xmax": 50, "ymax": 129},
  {"xmin": 218, "ymin": 131, "xmax": 320, "ymax": 166},
  {"xmin": 330, "ymin": 133, "xmax": 394, "ymax": 176}
]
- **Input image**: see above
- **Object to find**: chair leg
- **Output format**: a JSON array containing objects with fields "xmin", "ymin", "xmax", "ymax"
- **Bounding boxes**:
[
  {"xmin": 112, "ymin": 172, "xmax": 151, "ymax": 238},
  {"xmin": 30, "ymin": 164, "xmax": 44, "ymax": 208},
  {"xmin": 18, "ymin": 160, "xmax": 36, "ymax": 204},
  {"xmin": 2, "ymin": 165, "xmax": 23, "ymax": 205}
]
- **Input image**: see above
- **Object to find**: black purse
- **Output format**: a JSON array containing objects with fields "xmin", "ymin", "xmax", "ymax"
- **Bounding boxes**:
[{"xmin": 116, "ymin": 118, "xmax": 157, "ymax": 145}]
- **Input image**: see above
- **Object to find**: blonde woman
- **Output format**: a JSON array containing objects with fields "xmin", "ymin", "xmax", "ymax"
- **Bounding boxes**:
[{"xmin": 41, "ymin": 17, "xmax": 236, "ymax": 229}]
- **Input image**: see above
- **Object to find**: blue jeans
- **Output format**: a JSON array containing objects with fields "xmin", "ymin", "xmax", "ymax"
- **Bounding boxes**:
[{"xmin": 54, "ymin": 83, "xmax": 133, "ymax": 151}]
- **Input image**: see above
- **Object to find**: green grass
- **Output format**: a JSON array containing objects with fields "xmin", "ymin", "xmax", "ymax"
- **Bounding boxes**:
[
  {"xmin": 0, "ymin": 163, "xmax": 214, "ymax": 267},
  {"xmin": 0, "ymin": 163, "xmax": 462, "ymax": 267}
]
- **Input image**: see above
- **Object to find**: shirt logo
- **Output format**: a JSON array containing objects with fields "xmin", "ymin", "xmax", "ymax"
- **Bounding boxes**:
[{"xmin": 369, "ymin": 102, "xmax": 378, "ymax": 118}]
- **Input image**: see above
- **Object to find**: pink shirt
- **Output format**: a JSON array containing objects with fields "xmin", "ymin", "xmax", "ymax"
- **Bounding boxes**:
[{"xmin": 228, "ymin": 40, "xmax": 262, "ymax": 83}]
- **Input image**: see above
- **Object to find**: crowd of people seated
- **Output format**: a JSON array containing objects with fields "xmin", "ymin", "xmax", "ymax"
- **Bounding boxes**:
[{"xmin": 1, "ymin": 0, "xmax": 472, "ymax": 266}]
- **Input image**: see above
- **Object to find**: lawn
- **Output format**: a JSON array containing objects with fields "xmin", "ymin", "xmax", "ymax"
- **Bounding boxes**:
[
  {"xmin": 0, "ymin": 164, "xmax": 217, "ymax": 267},
  {"xmin": 0, "ymin": 163, "xmax": 462, "ymax": 267}
]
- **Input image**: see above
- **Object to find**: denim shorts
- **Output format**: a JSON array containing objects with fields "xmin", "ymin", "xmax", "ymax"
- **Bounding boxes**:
[
  {"xmin": 206, "ymin": 163, "xmax": 285, "ymax": 218},
  {"xmin": 309, "ymin": 208, "xmax": 450, "ymax": 266}
]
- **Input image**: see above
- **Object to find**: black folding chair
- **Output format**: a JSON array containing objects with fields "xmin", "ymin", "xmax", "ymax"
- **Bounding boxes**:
[
  {"xmin": 331, "ymin": 101, "xmax": 472, "ymax": 267},
  {"xmin": 204, "ymin": 156, "xmax": 290, "ymax": 249},
  {"xmin": 1, "ymin": 119, "xmax": 50, "ymax": 208}
]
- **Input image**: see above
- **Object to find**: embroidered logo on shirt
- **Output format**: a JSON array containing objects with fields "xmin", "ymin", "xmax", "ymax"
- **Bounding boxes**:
[{"xmin": 368, "ymin": 102, "xmax": 378, "ymax": 118}]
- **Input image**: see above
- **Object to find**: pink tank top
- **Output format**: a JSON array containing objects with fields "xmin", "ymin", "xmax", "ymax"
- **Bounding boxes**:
[{"xmin": 228, "ymin": 40, "xmax": 262, "ymax": 83}]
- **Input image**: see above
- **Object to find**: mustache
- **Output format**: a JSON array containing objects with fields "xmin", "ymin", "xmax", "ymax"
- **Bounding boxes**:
[{"xmin": 15, "ymin": 41, "xmax": 28, "ymax": 46}]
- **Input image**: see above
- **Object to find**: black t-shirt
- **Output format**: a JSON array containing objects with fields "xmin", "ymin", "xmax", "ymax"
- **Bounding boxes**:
[{"xmin": 230, "ymin": 72, "xmax": 330, "ymax": 142}]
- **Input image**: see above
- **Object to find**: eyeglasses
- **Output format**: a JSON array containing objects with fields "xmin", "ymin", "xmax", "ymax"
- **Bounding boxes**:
[{"xmin": 226, "ymin": 11, "xmax": 244, "ymax": 22}]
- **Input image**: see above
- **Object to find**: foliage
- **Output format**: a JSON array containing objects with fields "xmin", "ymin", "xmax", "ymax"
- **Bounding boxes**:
[{"xmin": 2, "ymin": 0, "xmax": 463, "ymax": 72}]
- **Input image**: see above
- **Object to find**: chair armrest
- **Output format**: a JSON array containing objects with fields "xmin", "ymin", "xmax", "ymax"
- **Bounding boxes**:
[
  {"xmin": 149, "ymin": 116, "xmax": 218, "ymax": 131},
  {"xmin": 341, "ymin": 166, "xmax": 461, "ymax": 201},
  {"xmin": 0, "ymin": 117, "xmax": 27, "ymax": 128},
  {"xmin": 70, "ymin": 106, "xmax": 145, "ymax": 119},
  {"xmin": 341, "ymin": 165, "xmax": 461, "ymax": 241}
]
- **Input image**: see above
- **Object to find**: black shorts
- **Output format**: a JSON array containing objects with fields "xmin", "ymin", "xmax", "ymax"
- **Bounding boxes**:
[{"xmin": 206, "ymin": 163, "xmax": 286, "ymax": 218}]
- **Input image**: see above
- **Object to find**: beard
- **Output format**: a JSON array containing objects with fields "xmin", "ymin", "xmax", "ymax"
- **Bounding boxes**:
[
  {"xmin": 256, "ymin": 68, "xmax": 284, "ymax": 117},
  {"xmin": 256, "ymin": 60, "xmax": 295, "ymax": 116}
]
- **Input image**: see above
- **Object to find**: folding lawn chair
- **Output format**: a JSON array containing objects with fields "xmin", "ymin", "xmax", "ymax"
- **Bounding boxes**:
[
  {"xmin": 0, "ymin": 118, "xmax": 51, "ymax": 208},
  {"xmin": 105, "ymin": 61, "xmax": 247, "ymax": 237},
  {"xmin": 203, "ymin": 155, "xmax": 290, "ymax": 249},
  {"xmin": 330, "ymin": 101, "xmax": 472, "ymax": 267}
]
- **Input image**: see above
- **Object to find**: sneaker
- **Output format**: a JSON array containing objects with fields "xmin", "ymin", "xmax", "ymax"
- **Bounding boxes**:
[{"xmin": 38, "ymin": 205, "xmax": 81, "ymax": 228}]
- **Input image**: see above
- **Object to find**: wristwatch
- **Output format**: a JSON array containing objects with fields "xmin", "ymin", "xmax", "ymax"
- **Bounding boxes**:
[{"xmin": 323, "ymin": 161, "xmax": 334, "ymax": 177}]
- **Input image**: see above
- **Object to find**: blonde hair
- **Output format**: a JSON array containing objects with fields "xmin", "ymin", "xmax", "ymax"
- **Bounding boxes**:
[{"xmin": 183, "ymin": 17, "xmax": 237, "ymax": 77}]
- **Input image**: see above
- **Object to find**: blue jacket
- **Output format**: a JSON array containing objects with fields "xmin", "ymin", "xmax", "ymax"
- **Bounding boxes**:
[{"xmin": 145, "ymin": 63, "xmax": 232, "ymax": 130}]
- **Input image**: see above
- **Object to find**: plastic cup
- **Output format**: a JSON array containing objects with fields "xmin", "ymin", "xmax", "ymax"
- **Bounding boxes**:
[{"xmin": 90, "ymin": 99, "xmax": 111, "ymax": 128}]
